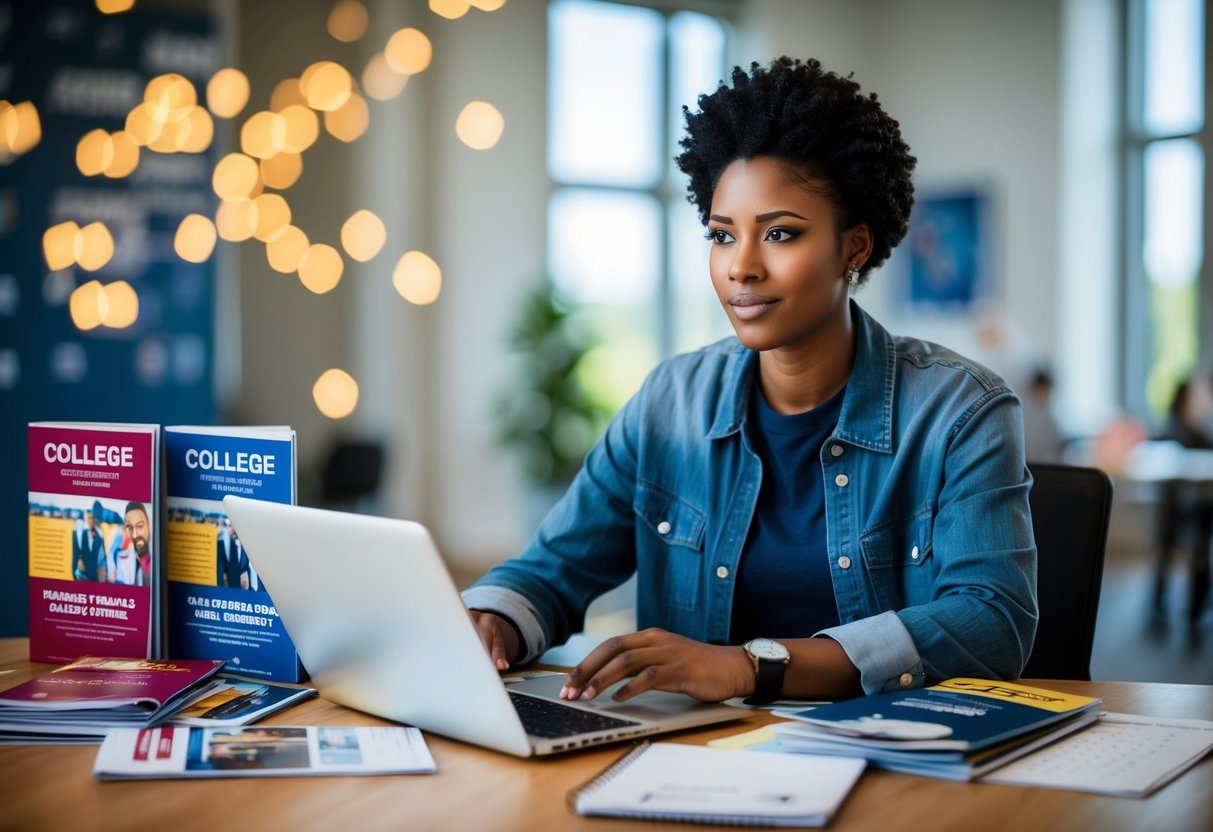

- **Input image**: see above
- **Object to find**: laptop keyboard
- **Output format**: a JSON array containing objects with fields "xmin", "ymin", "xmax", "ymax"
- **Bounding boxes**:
[{"xmin": 508, "ymin": 692, "xmax": 641, "ymax": 739}]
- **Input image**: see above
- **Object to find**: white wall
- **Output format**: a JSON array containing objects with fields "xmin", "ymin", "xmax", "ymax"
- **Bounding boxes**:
[{"xmin": 234, "ymin": 0, "xmax": 1098, "ymax": 571}]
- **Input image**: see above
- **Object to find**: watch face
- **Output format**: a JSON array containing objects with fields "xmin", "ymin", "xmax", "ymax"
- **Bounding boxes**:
[{"xmin": 748, "ymin": 638, "xmax": 789, "ymax": 661}]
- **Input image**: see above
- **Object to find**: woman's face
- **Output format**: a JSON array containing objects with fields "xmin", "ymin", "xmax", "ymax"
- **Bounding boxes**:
[{"xmin": 707, "ymin": 156, "xmax": 865, "ymax": 355}]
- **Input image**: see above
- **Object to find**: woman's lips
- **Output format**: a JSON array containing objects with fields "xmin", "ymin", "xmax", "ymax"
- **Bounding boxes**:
[{"xmin": 729, "ymin": 293, "xmax": 778, "ymax": 321}]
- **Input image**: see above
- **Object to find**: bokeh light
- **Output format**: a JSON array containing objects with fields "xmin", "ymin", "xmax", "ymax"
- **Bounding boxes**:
[
  {"xmin": 323, "ymin": 93, "xmax": 369, "ymax": 142},
  {"xmin": 73, "ymin": 222, "xmax": 114, "ymax": 272},
  {"xmin": 385, "ymin": 28, "xmax": 433, "ymax": 75},
  {"xmin": 174, "ymin": 214, "xmax": 218, "ymax": 263},
  {"xmin": 392, "ymin": 250, "xmax": 442, "ymax": 305},
  {"xmin": 327, "ymin": 0, "xmax": 369, "ymax": 42},
  {"xmin": 362, "ymin": 53, "xmax": 409, "ymax": 101},
  {"xmin": 1, "ymin": 100, "xmax": 42, "ymax": 156},
  {"xmin": 103, "ymin": 131, "xmax": 140, "ymax": 177},
  {"xmin": 300, "ymin": 61, "xmax": 353, "ymax": 112},
  {"xmin": 69, "ymin": 280, "xmax": 107, "ymax": 331},
  {"xmin": 341, "ymin": 209, "xmax": 386, "ymax": 262},
  {"xmin": 430, "ymin": 0, "xmax": 470, "ymax": 20},
  {"xmin": 124, "ymin": 102, "xmax": 160, "ymax": 146},
  {"xmin": 270, "ymin": 78, "xmax": 307, "ymax": 111},
  {"xmin": 100, "ymin": 280, "xmax": 139, "ymax": 328},
  {"xmin": 212, "ymin": 152, "xmax": 261, "ymax": 200},
  {"xmin": 312, "ymin": 368, "xmax": 359, "ymax": 419},
  {"xmin": 215, "ymin": 198, "xmax": 260, "ymax": 242},
  {"xmin": 43, "ymin": 222, "xmax": 81, "ymax": 271},
  {"xmin": 76, "ymin": 129, "xmax": 110, "ymax": 176},
  {"xmin": 455, "ymin": 100, "xmax": 505, "ymax": 150},
  {"xmin": 96, "ymin": 0, "xmax": 136, "ymax": 13},
  {"xmin": 278, "ymin": 105, "xmax": 319, "ymax": 154},
  {"xmin": 252, "ymin": 193, "xmax": 291, "ymax": 242},
  {"xmin": 179, "ymin": 106, "xmax": 214, "ymax": 153},
  {"xmin": 260, "ymin": 152, "xmax": 303, "ymax": 190},
  {"xmin": 297, "ymin": 243, "xmax": 344, "ymax": 294},
  {"xmin": 241, "ymin": 110, "xmax": 287, "ymax": 159},
  {"xmin": 145, "ymin": 73, "xmax": 196, "ymax": 124},
  {"xmin": 468, "ymin": 0, "xmax": 507, "ymax": 9},
  {"xmin": 206, "ymin": 67, "xmax": 250, "ymax": 119},
  {"xmin": 265, "ymin": 225, "xmax": 309, "ymax": 273}
]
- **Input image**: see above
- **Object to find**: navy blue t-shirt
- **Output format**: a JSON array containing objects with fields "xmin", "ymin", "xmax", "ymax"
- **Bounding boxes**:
[{"xmin": 729, "ymin": 383, "xmax": 845, "ymax": 643}]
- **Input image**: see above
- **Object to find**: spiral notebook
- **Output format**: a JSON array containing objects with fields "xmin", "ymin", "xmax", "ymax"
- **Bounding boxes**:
[{"xmin": 568, "ymin": 742, "xmax": 866, "ymax": 827}]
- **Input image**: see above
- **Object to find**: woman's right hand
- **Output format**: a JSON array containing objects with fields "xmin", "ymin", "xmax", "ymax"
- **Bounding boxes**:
[{"xmin": 468, "ymin": 610, "xmax": 521, "ymax": 671}]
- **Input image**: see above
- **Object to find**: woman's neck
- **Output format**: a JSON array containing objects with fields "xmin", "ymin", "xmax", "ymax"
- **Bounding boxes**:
[{"xmin": 756, "ymin": 316, "xmax": 855, "ymax": 415}]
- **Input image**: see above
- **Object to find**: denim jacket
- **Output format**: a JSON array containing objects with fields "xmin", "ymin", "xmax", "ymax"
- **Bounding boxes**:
[{"xmin": 464, "ymin": 301, "xmax": 1038, "ymax": 694}]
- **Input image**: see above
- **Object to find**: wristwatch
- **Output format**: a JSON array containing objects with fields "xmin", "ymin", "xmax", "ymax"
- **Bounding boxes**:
[{"xmin": 742, "ymin": 638, "xmax": 790, "ymax": 704}]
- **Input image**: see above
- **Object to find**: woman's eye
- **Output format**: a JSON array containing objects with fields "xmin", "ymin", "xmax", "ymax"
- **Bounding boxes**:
[
  {"xmin": 706, "ymin": 229, "xmax": 733, "ymax": 244},
  {"xmin": 765, "ymin": 227, "xmax": 797, "ymax": 242}
]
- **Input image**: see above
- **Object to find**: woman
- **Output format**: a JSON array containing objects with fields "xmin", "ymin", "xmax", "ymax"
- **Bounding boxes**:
[{"xmin": 464, "ymin": 57, "xmax": 1037, "ymax": 703}]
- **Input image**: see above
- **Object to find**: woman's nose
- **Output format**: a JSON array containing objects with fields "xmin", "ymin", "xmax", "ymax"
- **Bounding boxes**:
[{"xmin": 728, "ymin": 239, "xmax": 764, "ymax": 282}]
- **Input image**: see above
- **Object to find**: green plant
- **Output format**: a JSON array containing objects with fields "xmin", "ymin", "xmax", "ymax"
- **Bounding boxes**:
[{"xmin": 495, "ymin": 283, "xmax": 612, "ymax": 487}]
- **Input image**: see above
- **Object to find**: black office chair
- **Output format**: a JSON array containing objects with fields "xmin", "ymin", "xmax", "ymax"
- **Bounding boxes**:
[{"xmin": 1020, "ymin": 462, "xmax": 1113, "ymax": 681}]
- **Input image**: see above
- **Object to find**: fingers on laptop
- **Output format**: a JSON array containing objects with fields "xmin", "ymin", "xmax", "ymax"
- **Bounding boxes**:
[
  {"xmin": 560, "ymin": 629, "xmax": 743, "ymax": 704},
  {"xmin": 469, "ymin": 611, "xmax": 520, "ymax": 671}
]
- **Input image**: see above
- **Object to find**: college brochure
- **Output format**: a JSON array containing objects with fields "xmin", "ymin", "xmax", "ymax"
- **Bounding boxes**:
[
  {"xmin": 0, "ymin": 655, "xmax": 223, "ymax": 743},
  {"xmin": 164, "ymin": 426, "xmax": 303, "ymax": 681},
  {"xmin": 768, "ymin": 678, "xmax": 1103, "ymax": 780},
  {"xmin": 569, "ymin": 741, "xmax": 866, "ymax": 827},
  {"xmin": 28, "ymin": 423, "xmax": 162, "ymax": 663},
  {"xmin": 168, "ymin": 674, "xmax": 317, "ymax": 727},
  {"xmin": 94, "ymin": 724, "xmax": 436, "ymax": 780}
]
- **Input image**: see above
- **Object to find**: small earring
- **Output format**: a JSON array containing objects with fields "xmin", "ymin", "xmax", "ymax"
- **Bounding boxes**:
[{"xmin": 848, "ymin": 265, "xmax": 860, "ymax": 285}]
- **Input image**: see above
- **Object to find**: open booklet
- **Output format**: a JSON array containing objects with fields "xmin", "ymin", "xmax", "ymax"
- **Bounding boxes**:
[
  {"xmin": 980, "ymin": 712, "xmax": 1213, "ymax": 797},
  {"xmin": 93, "ymin": 724, "xmax": 436, "ymax": 780},
  {"xmin": 568, "ymin": 742, "xmax": 866, "ymax": 827}
]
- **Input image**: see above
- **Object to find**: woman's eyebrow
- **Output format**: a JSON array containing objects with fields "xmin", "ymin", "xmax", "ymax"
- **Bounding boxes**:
[
  {"xmin": 708, "ymin": 214, "xmax": 733, "ymax": 224},
  {"xmin": 755, "ymin": 210, "xmax": 808, "ymax": 222}
]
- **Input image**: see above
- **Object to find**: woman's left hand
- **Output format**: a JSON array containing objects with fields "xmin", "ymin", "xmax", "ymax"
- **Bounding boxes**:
[{"xmin": 560, "ymin": 628, "xmax": 753, "ymax": 703}]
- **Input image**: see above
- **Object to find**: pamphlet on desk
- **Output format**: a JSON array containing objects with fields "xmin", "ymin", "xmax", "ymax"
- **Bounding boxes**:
[
  {"xmin": 94, "ymin": 724, "xmax": 436, "ymax": 780},
  {"xmin": 164, "ymin": 426, "xmax": 303, "ymax": 682},
  {"xmin": 27, "ymin": 422, "xmax": 162, "ymax": 663},
  {"xmin": 168, "ymin": 674, "xmax": 317, "ymax": 727},
  {"xmin": 769, "ymin": 678, "xmax": 1103, "ymax": 780},
  {"xmin": 569, "ymin": 741, "xmax": 866, "ymax": 827},
  {"xmin": 0, "ymin": 655, "xmax": 223, "ymax": 743},
  {"xmin": 981, "ymin": 712, "xmax": 1213, "ymax": 797}
]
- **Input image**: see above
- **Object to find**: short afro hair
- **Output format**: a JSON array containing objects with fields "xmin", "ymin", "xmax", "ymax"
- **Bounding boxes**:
[{"xmin": 676, "ymin": 57, "xmax": 916, "ymax": 280}]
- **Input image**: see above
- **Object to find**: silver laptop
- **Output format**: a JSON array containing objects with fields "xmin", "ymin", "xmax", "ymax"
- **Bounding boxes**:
[{"xmin": 222, "ymin": 496, "xmax": 741, "ymax": 757}]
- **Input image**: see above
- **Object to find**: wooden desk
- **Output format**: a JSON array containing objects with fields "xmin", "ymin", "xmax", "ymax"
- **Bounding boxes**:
[{"xmin": 1, "ymin": 638, "xmax": 1211, "ymax": 832}]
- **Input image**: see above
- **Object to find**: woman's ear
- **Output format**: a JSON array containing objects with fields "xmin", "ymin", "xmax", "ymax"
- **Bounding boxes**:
[{"xmin": 844, "ymin": 223, "xmax": 874, "ymax": 271}]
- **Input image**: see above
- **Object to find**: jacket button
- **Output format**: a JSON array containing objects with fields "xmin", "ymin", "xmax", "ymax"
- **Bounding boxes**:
[
  {"xmin": 834, "ymin": 474, "xmax": 849, "ymax": 487},
  {"xmin": 837, "ymin": 556, "xmax": 852, "ymax": 569},
  {"xmin": 899, "ymin": 672, "xmax": 914, "ymax": 688},
  {"xmin": 830, "ymin": 444, "xmax": 844, "ymax": 457},
  {"xmin": 657, "ymin": 521, "xmax": 671, "ymax": 535},
  {"xmin": 911, "ymin": 545, "xmax": 920, "ymax": 560},
  {"xmin": 715, "ymin": 566, "xmax": 729, "ymax": 579}
]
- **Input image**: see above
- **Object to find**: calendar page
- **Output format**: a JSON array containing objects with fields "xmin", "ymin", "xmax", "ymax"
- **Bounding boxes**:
[{"xmin": 981, "ymin": 712, "xmax": 1213, "ymax": 797}]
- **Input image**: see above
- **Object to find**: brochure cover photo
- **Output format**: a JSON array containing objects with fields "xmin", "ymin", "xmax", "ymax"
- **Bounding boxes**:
[
  {"xmin": 165, "ymin": 426, "xmax": 302, "ymax": 681},
  {"xmin": 27, "ymin": 423, "xmax": 161, "ymax": 663}
]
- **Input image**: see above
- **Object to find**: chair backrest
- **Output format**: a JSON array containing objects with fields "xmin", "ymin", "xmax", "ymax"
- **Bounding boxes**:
[{"xmin": 1021, "ymin": 462, "xmax": 1113, "ymax": 681}]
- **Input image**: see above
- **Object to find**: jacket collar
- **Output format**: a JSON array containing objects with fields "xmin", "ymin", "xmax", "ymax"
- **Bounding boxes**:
[{"xmin": 705, "ymin": 300, "xmax": 896, "ymax": 453}]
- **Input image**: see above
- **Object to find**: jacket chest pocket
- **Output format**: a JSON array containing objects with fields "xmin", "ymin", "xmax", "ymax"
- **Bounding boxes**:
[
  {"xmin": 635, "ymin": 481, "xmax": 706, "ymax": 611},
  {"xmin": 860, "ymin": 507, "xmax": 935, "ymax": 610}
]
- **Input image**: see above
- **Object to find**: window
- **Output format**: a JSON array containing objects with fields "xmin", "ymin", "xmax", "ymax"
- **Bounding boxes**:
[
  {"xmin": 1124, "ymin": 0, "xmax": 1208, "ymax": 418},
  {"xmin": 547, "ymin": 0, "xmax": 730, "ymax": 412}
]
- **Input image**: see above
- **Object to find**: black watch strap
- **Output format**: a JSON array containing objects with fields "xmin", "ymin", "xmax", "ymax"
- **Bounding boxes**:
[{"xmin": 747, "ymin": 657, "xmax": 787, "ymax": 705}]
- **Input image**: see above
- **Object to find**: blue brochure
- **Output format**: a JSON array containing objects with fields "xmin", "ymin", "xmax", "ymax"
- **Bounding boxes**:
[{"xmin": 164, "ymin": 427, "xmax": 302, "ymax": 681}]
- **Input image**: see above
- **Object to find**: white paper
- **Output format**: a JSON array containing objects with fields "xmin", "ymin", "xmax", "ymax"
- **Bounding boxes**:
[
  {"xmin": 576, "ymin": 743, "xmax": 865, "ymax": 826},
  {"xmin": 980, "ymin": 712, "xmax": 1213, "ymax": 796},
  {"xmin": 93, "ymin": 724, "xmax": 436, "ymax": 779}
]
